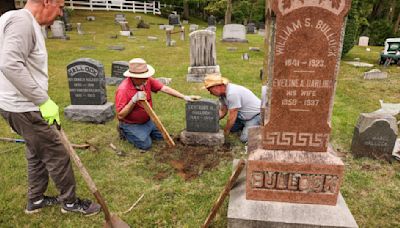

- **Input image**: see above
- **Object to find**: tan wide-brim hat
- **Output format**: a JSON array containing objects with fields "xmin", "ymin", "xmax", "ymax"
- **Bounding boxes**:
[
  {"xmin": 203, "ymin": 73, "xmax": 229, "ymax": 89},
  {"xmin": 123, "ymin": 58, "xmax": 155, "ymax": 78}
]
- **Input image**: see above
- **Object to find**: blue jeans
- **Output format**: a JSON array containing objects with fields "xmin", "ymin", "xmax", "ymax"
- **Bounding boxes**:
[
  {"xmin": 119, "ymin": 120, "xmax": 163, "ymax": 150},
  {"xmin": 230, "ymin": 114, "xmax": 261, "ymax": 143}
]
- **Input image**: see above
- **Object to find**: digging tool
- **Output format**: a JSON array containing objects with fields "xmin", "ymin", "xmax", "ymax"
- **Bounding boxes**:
[
  {"xmin": 138, "ymin": 100, "xmax": 175, "ymax": 147},
  {"xmin": 57, "ymin": 128, "xmax": 130, "ymax": 228},
  {"xmin": 0, "ymin": 137, "xmax": 91, "ymax": 150},
  {"xmin": 202, "ymin": 159, "xmax": 246, "ymax": 228}
]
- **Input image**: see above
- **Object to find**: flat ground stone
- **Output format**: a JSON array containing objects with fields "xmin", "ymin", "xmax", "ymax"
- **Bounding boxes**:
[
  {"xmin": 344, "ymin": 61, "xmax": 374, "ymax": 67},
  {"xmin": 147, "ymin": 36, "xmax": 158, "ymax": 41},
  {"xmin": 80, "ymin": 46, "xmax": 96, "ymax": 50},
  {"xmin": 249, "ymin": 47, "xmax": 260, "ymax": 51},
  {"xmin": 228, "ymin": 160, "xmax": 358, "ymax": 228},
  {"xmin": 108, "ymin": 45, "xmax": 125, "ymax": 51},
  {"xmin": 64, "ymin": 102, "xmax": 115, "ymax": 124},
  {"xmin": 180, "ymin": 130, "xmax": 224, "ymax": 146}
]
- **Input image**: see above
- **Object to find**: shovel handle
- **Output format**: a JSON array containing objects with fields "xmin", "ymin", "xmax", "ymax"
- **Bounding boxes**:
[
  {"xmin": 139, "ymin": 100, "xmax": 175, "ymax": 147},
  {"xmin": 58, "ymin": 129, "xmax": 112, "ymax": 222}
]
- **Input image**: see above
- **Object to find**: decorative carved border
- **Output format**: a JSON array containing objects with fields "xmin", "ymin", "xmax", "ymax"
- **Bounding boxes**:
[{"xmin": 265, "ymin": 132, "xmax": 329, "ymax": 148}]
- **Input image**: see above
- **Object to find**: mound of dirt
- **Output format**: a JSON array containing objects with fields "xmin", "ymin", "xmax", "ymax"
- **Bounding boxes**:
[{"xmin": 153, "ymin": 139, "xmax": 234, "ymax": 181}]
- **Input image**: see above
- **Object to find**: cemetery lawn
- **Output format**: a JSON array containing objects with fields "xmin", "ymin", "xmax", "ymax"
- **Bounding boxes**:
[{"xmin": 0, "ymin": 10, "xmax": 399, "ymax": 227}]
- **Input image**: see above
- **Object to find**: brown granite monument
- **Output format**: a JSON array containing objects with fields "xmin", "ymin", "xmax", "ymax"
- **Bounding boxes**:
[{"xmin": 246, "ymin": 0, "xmax": 351, "ymax": 205}]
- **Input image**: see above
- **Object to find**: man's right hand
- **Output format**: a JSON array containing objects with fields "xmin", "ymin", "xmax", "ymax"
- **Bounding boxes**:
[
  {"xmin": 131, "ymin": 91, "xmax": 146, "ymax": 104},
  {"xmin": 39, "ymin": 98, "xmax": 60, "ymax": 125}
]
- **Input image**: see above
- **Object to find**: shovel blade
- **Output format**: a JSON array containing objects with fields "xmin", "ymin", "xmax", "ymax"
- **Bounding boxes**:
[{"xmin": 103, "ymin": 214, "xmax": 130, "ymax": 228}]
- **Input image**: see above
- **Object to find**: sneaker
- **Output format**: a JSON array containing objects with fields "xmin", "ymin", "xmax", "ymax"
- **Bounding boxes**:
[
  {"xmin": 25, "ymin": 195, "xmax": 59, "ymax": 214},
  {"xmin": 61, "ymin": 198, "xmax": 101, "ymax": 216}
]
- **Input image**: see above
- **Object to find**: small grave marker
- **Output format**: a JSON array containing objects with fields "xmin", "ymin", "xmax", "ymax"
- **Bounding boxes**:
[{"xmin": 351, "ymin": 112, "xmax": 398, "ymax": 161}]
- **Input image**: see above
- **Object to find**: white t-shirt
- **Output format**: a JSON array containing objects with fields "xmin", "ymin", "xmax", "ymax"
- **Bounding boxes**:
[{"xmin": 219, "ymin": 83, "xmax": 261, "ymax": 120}]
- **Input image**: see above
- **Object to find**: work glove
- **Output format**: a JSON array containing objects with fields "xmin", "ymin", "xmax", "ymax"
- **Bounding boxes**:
[
  {"xmin": 39, "ymin": 98, "xmax": 60, "ymax": 125},
  {"xmin": 131, "ymin": 91, "xmax": 146, "ymax": 104},
  {"xmin": 183, "ymin": 95, "xmax": 201, "ymax": 102}
]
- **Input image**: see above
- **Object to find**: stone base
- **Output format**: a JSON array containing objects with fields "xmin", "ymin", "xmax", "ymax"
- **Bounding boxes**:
[
  {"xmin": 246, "ymin": 147, "xmax": 344, "ymax": 205},
  {"xmin": 180, "ymin": 130, "xmax": 224, "ymax": 146},
  {"xmin": 222, "ymin": 38, "xmax": 248, "ymax": 43},
  {"xmin": 187, "ymin": 65, "xmax": 220, "ymax": 82},
  {"xmin": 64, "ymin": 102, "xmax": 115, "ymax": 124},
  {"xmin": 49, "ymin": 35, "xmax": 70, "ymax": 40},
  {"xmin": 228, "ymin": 159, "xmax": 358, "ymax": 228},
  {"xmin": 106, "ymin": 77, "xmax": 124, "ymax": 86}
]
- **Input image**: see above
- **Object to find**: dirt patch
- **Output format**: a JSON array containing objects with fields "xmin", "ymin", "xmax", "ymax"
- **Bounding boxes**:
[{"xmin": 153, "ymin": 139, "xmax": 234, "ymax": 181}]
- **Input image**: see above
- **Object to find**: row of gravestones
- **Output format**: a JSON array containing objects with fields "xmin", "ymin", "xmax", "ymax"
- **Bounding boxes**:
[{"xmin": 63, "ymin": 58, "xmax": 223, "ymax": 147}]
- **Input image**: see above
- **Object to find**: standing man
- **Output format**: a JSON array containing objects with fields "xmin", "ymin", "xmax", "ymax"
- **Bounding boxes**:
[
  {"xmin": 204, "ymin": 73, "xmax": 261, "ymax": 142},
  {"xmin": 116, "ymin": 58, "xmax": 199, "ymax": 150},
  {"xmin": 0, "ymin": 0, "xmax": 100, "ymax": 215}
]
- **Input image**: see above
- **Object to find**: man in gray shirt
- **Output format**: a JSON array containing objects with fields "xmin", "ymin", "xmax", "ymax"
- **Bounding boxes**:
[
  {"xmin": 0, "ymin": 0, "xmax": 100, "ymax": 216},
  {"xmin": 204, "ymin": 73, "xmax": 261, "ymax": 142}
]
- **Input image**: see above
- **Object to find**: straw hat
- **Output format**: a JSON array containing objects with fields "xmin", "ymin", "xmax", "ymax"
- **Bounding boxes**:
[
  {"xmin": 123, "ymin": 58, "xmax": 155, "ymax": 78},
  {"xmin": 203, "ymin": 73, "xmax": 229, "ymax": 89}
]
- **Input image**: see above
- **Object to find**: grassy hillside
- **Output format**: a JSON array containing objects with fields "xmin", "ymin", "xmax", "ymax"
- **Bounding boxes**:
[{"xmin": 0, "ymin": 10, "xmax": 399, "ymax": 227}]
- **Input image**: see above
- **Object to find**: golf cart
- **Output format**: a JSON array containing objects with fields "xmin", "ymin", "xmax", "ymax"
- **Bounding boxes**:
[{"xmin": 379, "ymin": 38, "xmax": 400, "ymax": 65}]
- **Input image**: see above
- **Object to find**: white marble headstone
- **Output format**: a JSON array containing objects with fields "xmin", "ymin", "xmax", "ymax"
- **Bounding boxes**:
[
  {"xmin": 358, "ymin": 36, "xmax": 369, "ymax": 47},
  {"xmin": 222, "ymin": 24, "xmax": 247, "ymax": 42}
]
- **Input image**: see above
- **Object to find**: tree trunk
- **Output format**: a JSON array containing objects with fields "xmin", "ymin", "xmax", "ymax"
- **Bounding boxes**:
[
  {"xmin": 387, "ymin": 0, "xmax": 396, "ymax": 22},
  {"xmin": 0, "ymin": 0, "xmax": 16, "ymax": 16},
  {"xmin": 224, "ymin": 0, "xmax": 232, "ymax": 25},
  {"xmin": 369, "ymin": 0, "xmax": 386, "ymax": 20},
  {"xmin": 183, "ymin": 0, "xmax": 189, "ymax": 20},
  {"xmin": 394, "ymin": 12, "xmax": 400, "ymax": 33}
]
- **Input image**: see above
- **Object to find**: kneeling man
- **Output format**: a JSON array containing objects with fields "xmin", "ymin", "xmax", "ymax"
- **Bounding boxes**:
[
  {"xmin": 116, "ymin": 58, "xmax": 198, "ymax": 150},
  {"xmin": 204, "ymin": 73, "xmax": 261, "ymax": 143}
]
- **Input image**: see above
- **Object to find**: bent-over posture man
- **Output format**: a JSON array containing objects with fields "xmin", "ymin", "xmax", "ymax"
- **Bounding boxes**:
[
  {"xmin": 0, "ymin": 0, "xmax": 100, "ymax": 215},
  {"xmin": 204, "ymin": 73, "xmax": 261, "ymax": 142},
  {"xmin": 116, "ymin": 58, "xmax": 199, "ymax": 150}
]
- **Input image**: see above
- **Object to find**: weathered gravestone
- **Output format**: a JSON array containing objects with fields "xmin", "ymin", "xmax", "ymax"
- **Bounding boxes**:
[
  {"xmin": 168, "ymin": 13, "xmax": 180, "ymax": 25},
  {"xmin": 114, "ymin": 14, "xmax": 126, "ymax": 24},
  {"xmin": 119, "ymin": 21, "xmax": 132, "ymax": 36},
  {"xmin": 64, "ymin": 58, "xmax": 115, "ymax": 123},
  {"xmin": 180, "ymin": 100, "xmax": 224, "ymax": 146},
  {"xmin": 351, "ymin": 112, "xmax": 398, "ymax": 161},
  {"xmin": 86, "ymin": 16, "xmax": 96, "ymax": 21},
  {"xmin": 206, "ymin": 26, "xmax": 216, "ymax": 32},
  {"xmin": 358, "ymin": 36, "xmax": 369, "ymax": 46},
  {"xmin": 50, "ymin": 20, "xmax": 69, "ymax": 40},
  {"xmin": 61, "ymin": 9, "xmax": 72, "ymax": 31},
  {"xmin": 106, "ymin": 61, "xmax": 128, "ymax": 85},
  {"xmin": 189, "ymin": 24, "xmax": 199, "ymax": 32},
  {"xmin": 187, "ymin": 30, "xmax": 220, "ymax": 82},
  {"xmin": 208, "ymin": 15, "xmax": 216, "ymax": 26},
  {"xmin": 246, "ymin": 23, "xmax": 256, "ymax": 34},
  {"xmin": 222, "ymin": 24, "xmax": 248, "ymax": 42},
  {"xmin": 76, "ymin": 23, "xmax": 85, "ymax": 35},
  {"xmin": 227, "ymin": 1, "xmax": 358, "ymax": 227},
  {"xmin": 363, "ymin": 69, "xmax": 388, "ymax": 80}
]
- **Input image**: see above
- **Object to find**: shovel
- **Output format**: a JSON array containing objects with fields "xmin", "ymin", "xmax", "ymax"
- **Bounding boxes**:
[{"xmin": 57, "ymin": 127, "xmax": 130, "ymax": 228}]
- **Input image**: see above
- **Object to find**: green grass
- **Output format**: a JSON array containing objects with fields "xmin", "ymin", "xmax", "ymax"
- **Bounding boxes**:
[{"xmin": 0, "ymin": 10, "xmax": 400, "ymax": 227}]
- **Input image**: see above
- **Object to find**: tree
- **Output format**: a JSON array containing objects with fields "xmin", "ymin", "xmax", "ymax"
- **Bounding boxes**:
[
  {"xmin": 183, "ymin": 0, "xmax": 189, "ymax": 20},
  {"xmin": 0, "ymin": 0, "xmax": 16, "ymax": 16},
  {"xmin": 225, "ymin": 0, "xmax": 232, "ymax": 24}
]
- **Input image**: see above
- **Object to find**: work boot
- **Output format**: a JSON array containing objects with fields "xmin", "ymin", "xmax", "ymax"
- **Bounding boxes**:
[
  {"xmin": 61, "ymin": 198, "xmax": 101, "ymax": 216},
  {"xmin": 25, "ymin": 195, "xmax": 59, "ymax": 214}
]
